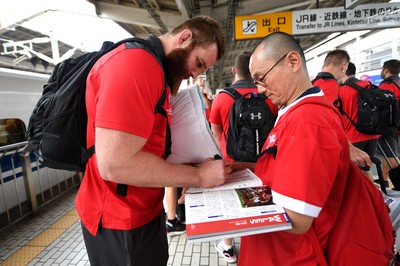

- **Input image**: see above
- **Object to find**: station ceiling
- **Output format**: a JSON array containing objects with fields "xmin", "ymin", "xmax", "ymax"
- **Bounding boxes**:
[{"xmin": 0, "ymin": 0, "xmax": 392, "ymax": 91}]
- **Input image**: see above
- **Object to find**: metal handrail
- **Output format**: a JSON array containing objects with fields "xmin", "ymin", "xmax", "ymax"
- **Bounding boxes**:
[{"xmin": 0, "ymin": 141, "xmax": 80, "ymax": 231}]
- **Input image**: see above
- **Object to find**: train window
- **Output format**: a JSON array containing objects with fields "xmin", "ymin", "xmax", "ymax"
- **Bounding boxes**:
[{"xmin": 0, "ymin": 118, "xmax": 27, "ymax": 146}]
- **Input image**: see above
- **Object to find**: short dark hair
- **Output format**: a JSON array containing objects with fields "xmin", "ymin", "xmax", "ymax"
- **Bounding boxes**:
[
  {"xmin": 383, "ymin": 59, "xmax": 400, "ymax": 75},
  {"xmin": 170, "ymin": 15, "xmax": 226, "ymax": 60},
  {"xmin": 346, "ymin": 62, "xmax": 356, "ymax": 76},
  {"xmin": 324, "ymin": 50, "xmax": 350, "ymax": 67},
  {"xmin": 234, "ymin": 51, "xmax": 252, "ymax": 80},
  {"xmin": 253, "ymin": 31, "xmax": 306, "ymax": 64}
]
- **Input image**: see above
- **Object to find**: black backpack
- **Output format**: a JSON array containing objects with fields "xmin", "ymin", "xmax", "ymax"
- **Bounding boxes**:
[
  {"xmin": 221, "ymin": 87, "xmax": 276, "ymax": 162},
  {"xmin": 335, "ymin": 81, "xmax": 400, "ymax": 135},
  {"xmin": 27, "ymin": 36, "xmax": 171, "ymax": 172}
]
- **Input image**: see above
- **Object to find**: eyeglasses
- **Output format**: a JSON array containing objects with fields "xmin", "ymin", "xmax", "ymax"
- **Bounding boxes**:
[{"xmin": 253, "ymin": 53, "xmax": 288, "ymax": 87}]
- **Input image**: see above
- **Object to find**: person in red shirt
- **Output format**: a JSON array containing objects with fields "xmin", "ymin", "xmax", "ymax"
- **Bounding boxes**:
[
  {"xmin": 75, "ymin": 16, "xmax": 230, "ymax": 265},
  {"xmin": 312, "ymin": 50, "xmax": 373, "ymax": 172},
  {"xmin": 377, "ymin": 59, "xmax": 400, "ymax": 185},
  {"xmin": 338, "ymin": 62, "xmax": 380, "ymax": 180},
  {"xmin": 209, "ymin": 51, "xmax": 279, "ymax": 163},
  {"xmin": 312, "ymin": 49, "xmax": 349, "ymax": 104},
  {"xmin": 209, "ymin": 51, "xmax": 278, "ymax": 263},
  {"xmin": 237, "ymin": 31, "xmax": 393, "ymax": 265}
]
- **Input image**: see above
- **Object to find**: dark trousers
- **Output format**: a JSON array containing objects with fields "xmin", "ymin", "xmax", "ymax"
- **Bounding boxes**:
[{"xmin": 82, "ymin": 211, "xmax": 168, "ymax": 266}]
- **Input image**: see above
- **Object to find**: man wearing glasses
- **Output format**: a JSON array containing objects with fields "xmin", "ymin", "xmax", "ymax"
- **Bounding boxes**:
[
  {"xmin": 236, "ymin": 31, "xmax": 394, "ymax": 265},
  {"xmin": 209, "ymin": 51, "xmax": 278, "ymax": 263}
]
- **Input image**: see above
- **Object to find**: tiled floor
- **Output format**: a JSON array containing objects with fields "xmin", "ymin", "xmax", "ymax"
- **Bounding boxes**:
[
  {"xmin": 3, "ymin": 169, "xmax": 393, "ymax": 266},
  {"xmin": 0, "ymin": 188, "xmax": 240, "ymax": 266}
]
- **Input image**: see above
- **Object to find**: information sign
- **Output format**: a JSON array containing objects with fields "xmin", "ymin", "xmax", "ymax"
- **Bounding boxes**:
[{"xmin": 234, "ymin": 2, "xmax": 400, "ymax": 40}]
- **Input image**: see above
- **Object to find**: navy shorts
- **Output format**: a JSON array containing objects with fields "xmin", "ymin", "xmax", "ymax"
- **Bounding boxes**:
[
  {"xmin": 353, "ymin": 138, "xmax": 378, "ymax": 171},
  {"xmin": 82, "ymin": 210, "xmax": 168, "ymax": 266}
]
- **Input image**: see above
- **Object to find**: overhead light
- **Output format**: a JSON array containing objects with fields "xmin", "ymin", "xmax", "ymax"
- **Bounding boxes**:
[
  {"xmin": 14, "ymin": 55, "xmax": 28, "ymax": 64},
  {"xmin": 32, "ymin": 37, "xmax": 51, "ymax": 44}
]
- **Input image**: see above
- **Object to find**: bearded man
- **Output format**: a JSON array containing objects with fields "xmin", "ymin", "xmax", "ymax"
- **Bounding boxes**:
[{"xmin": 75, "ymin": 16, "xmax": 229, "ymax": 266}]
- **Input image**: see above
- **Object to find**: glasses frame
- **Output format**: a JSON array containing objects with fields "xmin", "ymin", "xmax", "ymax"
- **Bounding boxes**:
[{"xmin": 253, "ymin": 53, "xmax": 288, "ymax": 87}]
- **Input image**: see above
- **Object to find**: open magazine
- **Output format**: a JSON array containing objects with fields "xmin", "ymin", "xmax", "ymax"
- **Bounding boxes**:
[
  {"xmin": 167, "ymin": 85, "xmax": 221, "ymax": 164},
  {"xmin": 185, "ymin": 169, "xmax": 292, "ymax": 243}
]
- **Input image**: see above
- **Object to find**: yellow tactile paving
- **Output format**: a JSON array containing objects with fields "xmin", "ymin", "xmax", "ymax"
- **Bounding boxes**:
[
  {"xmin": 49, "ymin": 215, "xmax": 79, "ymax": 229},
  {"xmin": 1, "ymin": 207, "xmax": 80, "ymax": 265},
  {"xmin": 66, "ymin": 208, "xmax": 78, "ymax": 216},
  {"xmin": 0, "ymin": 246, "xmax": 44, "ymax": 266},
  {"xmin": 28, "ymin": 228, "xmax": 65, "ymax": 246}
]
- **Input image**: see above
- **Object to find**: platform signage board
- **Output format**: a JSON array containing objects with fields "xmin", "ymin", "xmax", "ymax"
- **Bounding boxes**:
[
  {"xmin": 345, "ymin": 0, "xmax": 368, "ymax": 9},
  {"xmin": 234, "ymin": 11, "xmax": 292, "ymax": 40},
  {"xmin": 234, "ymin": 2, "xmax": 400, "ymax": 40}
]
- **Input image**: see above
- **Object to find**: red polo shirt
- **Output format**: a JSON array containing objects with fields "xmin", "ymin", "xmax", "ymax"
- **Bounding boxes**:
[
  {"xmin": 239, "ymin": 89, "xmax": 350, "ymax": 265},
  {"xmin": 312, "ymin": 72, "xmax": 340, "ymax": 104}
]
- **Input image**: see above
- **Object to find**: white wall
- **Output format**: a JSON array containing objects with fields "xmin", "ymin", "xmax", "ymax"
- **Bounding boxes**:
[{"xmin": 305, "ymin": 28, "xmax": 400, "ymax": 81}]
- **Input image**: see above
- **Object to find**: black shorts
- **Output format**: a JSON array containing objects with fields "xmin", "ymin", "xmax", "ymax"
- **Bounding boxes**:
[
  {"xmin": 353, "ymin": 138, "xmax": 378, "ymax": 171},
  {"xmin": 377, "ymin": 134, "xmax": 399, "ymax": 158},
  {"xmin": 82, "ymin": 211, "xmax": 168, "ymax": 266}
]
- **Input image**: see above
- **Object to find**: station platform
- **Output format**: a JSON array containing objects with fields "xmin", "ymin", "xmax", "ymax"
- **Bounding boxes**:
[{"xmin": 0, "ymin": 187, "xmax": 240, "ymax": 266}]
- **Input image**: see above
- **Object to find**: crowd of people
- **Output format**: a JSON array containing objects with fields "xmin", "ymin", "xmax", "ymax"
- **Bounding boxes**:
[
  {"xmin": 312, "ymin": 50, "xmax": 400, "ymax": 186},
  {"xmin": 73, "ymin": 14, "xmax": 400, "ymax": 266}
]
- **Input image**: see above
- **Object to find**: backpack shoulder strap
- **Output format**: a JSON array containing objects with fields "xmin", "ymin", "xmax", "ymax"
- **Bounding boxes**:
[
  {"xmin": 312, "ymin": 72, "xmax": 336, "ymax": 84},
  {"xmin": 344, "ymin": 80, "xmax": 369, "ymax": 91},
  {"xmin": 339, "ymin": 81, "xmax": 366, "ymax": 128},
  {"xmin": 220, "ymin": 87, "xmax": 242, "ymax": 100},
  {"xmin": 310, "ymin": 227, "xmax": 328, "ymax": 266},
  {"xmin": 381, "ymin": 76, "xmax": 400, "ymax": 89}
]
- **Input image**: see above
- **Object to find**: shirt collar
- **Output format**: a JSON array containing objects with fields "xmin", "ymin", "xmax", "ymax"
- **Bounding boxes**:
[
  {"xmin": 231, "ymin": 79, "xmax": 257, "ymax": 89},
  {"xmin": 276, "ymin": 87, "xmax": 323, "ymax": 124}
]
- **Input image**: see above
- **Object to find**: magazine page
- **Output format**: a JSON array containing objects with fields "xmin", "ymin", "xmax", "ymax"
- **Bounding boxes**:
[
  {"xmin": 185, "ymin": 186, "xmax": 292, "ymax": 243},
  {"xmin": 187, "ymin": 168, "xmax": 262, "ymax": 193},
  {"xmin": 167, "ymin": 85, "xmax": 221, "ymax": 164}
]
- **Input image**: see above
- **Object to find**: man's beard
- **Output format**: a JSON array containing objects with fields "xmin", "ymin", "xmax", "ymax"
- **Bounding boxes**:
[{"xmin": 164, "ymin": 46, "xmax": 193, "ymax": 95}]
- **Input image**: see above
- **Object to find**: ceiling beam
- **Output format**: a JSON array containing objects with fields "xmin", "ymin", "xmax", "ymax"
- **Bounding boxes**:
[
  {"xmin": 92, "ymin": 1, "xmax": 184, "ymax": 29},
  {"xmin": 150, "ymin": 0, "xmax": 161, "ymax": 10},
  {"xmin": 137, "ymin": 0, "xmax": 168, "ymax": 33},
  {"xmin": 175, "ymin": 0, "xmax": 190, "ymax": 19},
  {"xmin": 0, "ymin": 10, "xmax": 49, "ymax": 35}
]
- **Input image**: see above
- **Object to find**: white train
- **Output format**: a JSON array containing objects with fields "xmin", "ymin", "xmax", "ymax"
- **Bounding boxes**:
[
  {"xmin": 0, "ymin": 67, "xmax": 49, "ymax": 127},
  {"xmin": 0, "ymin": 67, "xmax": 77, "ymax": 230}
]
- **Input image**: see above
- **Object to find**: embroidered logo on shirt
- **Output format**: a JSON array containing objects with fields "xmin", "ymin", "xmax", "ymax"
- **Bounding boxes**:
[{"xmin": 267, "ymin": 134, "xmax": 277, "ymax": 148}]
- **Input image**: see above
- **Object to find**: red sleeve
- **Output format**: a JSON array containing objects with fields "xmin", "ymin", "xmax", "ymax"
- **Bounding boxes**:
[
  {"xmin": 91, "ymin": 47, "xmax": 164, "ymax": 139},
  {"xmin": 209, "ymin": 94, "xmax": 224, "ymax": 125}
]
